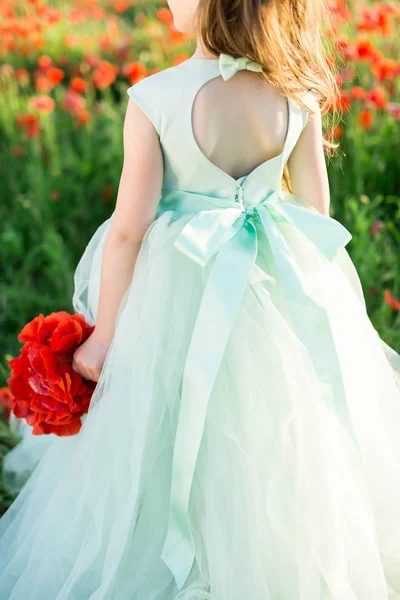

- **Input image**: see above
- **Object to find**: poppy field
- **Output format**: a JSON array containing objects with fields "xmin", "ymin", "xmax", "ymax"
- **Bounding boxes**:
[{"xmin": 0, "ymin": 0, "xmax": 399, "ymax": 511}]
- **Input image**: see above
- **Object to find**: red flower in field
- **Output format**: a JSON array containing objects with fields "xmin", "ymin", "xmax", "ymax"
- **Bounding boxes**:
[
  {"xmin": 92, "ymin": 60, "xmax": 118, "ymax": 89},
  {"xmin": 355, "ymin": 37, "xmax": 377, "ymax": 61},
  {"xmin": 46, "ymin": 8, "xmax": 61, "ymax": 25},
  {"xmin": 38, "ymin": 55, "xmax": 52, "ymax": 69},
  {"xmin": 70, "ymin": 77, "xmax": 87, "ymax": 94},
  {"xmin": 82, "ymin": 53, "xmax": 100, "ymax": 68},
  {"xmin": 15, "ymin": 113, "xmax": 40, "ymax": 137},
  {"xmin": 371, "ymin": 58, "xmax": 400, "ymax": 82},
  {"xmin": 387, "ymin": 103, "xmax": 400, "ymax": 120},
  {"xmin": 332, "ymin": 126, "xmax": 344, "ymax": 139},
  {"xmin": 334, "ymin": 35, "xmax": 357, "ymax": 61},
  {"xmin": 35, "ymin": 67, "xmax": 64, "ymax": 92},
  {"xmin": 62, "ymin": 90, "xmax": 85, "ymax": 115},
  {"xmin": 123, "ymin": 61, "xmax": 147, "ymax": 84},
  {"xmin": 0, "ymin": 387, "xmax": 13, "ymax": 423},
  {"xmin": 358, "ymin": 5, "xmax": 395, "ymax": 36},
  {"xmin": 8, "ymin": 312, "xmax": 96, "ymax": 437},
  {"xmin": 384, "ymin": 289, "xmax": 400, "ymax": 311},
  {"xmin": 168, "ymin": 24, "xmax": 187, "ymax": 45},
  {"xmin": 366, "ymin": 86, "xmax": 387, "ymax": 109},
  {"xmin": 157, "ymin": 7, "xmax": 173, "ymax": 24},
  {"xmin": 99, "ymin": 35, "xmax": 113, "ymax": 53},
  {"xmin": 370, "ymin": 219, "xmax": 384, "ymax": 236},
  {"xmin": 332, "ymin": 90, "xmax": 351, "ymax": 112},
  {"xmin": 15, "ymin": 68, "xmax": 30, "ymax": 84},
  {"xmin": 328, "ymin": 0, "xmax": 352, "ymax": 21},
  {"xmin": 76, "ymin": 108, "xmax": 91, "ymax": 126},
  {"xmin": 351, "ymin": 86, "xmax": 367, "ymax": 101},
  {"xmin": 359, "ymin": 109, "xmax": 374, "ymax": 130},
  {"xmin": 64, "ymin": 34, "xmax": 79, "ymax": 48},
  {"xmin": 47, "ymin": 67, "xmax": 64, "ymax": 85},
  {"xmin": 28, "ymin": 94, "xmax": 55, "ymax": 114},
  {"xmin": 103, "ymin": 184, "xmax": 114, "ymax": 203},
  {"xmin": 113, "ymin": 0, "xmax": 129, "ymax": 12},
  {"xmin": 35, "ymin": 76, "xmax": 52, "ymax": 93}
]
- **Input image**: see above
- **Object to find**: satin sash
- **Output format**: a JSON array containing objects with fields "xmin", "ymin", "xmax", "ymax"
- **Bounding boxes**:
[{"xmin": 160, "ymin": 190, "xmax": 352, "ymax": 590}]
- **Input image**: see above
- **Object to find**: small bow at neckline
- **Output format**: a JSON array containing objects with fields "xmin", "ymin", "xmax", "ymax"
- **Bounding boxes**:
[{"xmin": 219, "ymin": 53, "xmax": 263, "ymax": 81}]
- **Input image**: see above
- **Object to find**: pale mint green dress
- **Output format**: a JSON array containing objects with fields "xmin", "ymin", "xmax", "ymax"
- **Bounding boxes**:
[{"xmin": 1, "ymin": 55, "xmax": 400, "ymax": 600}]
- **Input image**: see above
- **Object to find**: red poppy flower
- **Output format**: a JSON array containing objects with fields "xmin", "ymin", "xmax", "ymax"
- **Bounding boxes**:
[
  {"xmin": 8, "ymin": 311, "xmax": 96, "ymax": 437},
  {"xmin": 355, "ymin": 37, "xmax": 376, "ymax": 60},
  {"xmin": 351, "ymin": 86, "xmax": 367, "ymax": 101},
  {"xmin": 366, "ymin": 86, "xmax": 387, "ymax": 109},
  {"xmin": 384, "ymin": 289, "xmax": 400, "ymax": 311},
  {"xmin": 359, "ymin": 109, "xmax": 374, "ymax": 130},
  {"xmin": 70, "ymin": 77, "xmax": 87, "ymax": 94}
]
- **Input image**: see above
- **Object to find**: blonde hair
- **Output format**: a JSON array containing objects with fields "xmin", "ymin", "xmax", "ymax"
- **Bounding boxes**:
[{"xmin": 196, "ymin": 0, "xmax": 340, "ymax": 171}]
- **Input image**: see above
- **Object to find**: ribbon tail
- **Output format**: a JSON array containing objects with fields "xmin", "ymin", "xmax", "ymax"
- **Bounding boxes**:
[
  {"xmin": 272, "ymin": 198, "xmax": 352, "ymax": 260},
  {"xmin": 258, "ymin": 205, "xmax": 352, "ymax": 430},
  {"xmin": 160, "ymin": 221, "xmax": 258, "ymax": 590},
  {"xmin": 258, "ymin": 205, "xmax": 319, "ymax": 305}
]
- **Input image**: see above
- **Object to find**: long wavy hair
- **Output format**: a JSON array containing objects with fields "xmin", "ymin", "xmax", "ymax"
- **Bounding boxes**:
[{"xmin": 195, "ymin": 0, "xmax": 340, "ymax": 188}]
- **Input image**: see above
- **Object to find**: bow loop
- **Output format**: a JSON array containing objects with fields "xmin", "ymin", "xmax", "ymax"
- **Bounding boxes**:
[
  {"xmin": 263, "ymin": 197, "xmax": 352, "ymax": 261},
  {"xmin": 219, "ymin": 53, "xmax": 263, "ymax": 81},
  {"xmin": 174, "ymin": 207, "xmax": 245, "ymax": 267}
]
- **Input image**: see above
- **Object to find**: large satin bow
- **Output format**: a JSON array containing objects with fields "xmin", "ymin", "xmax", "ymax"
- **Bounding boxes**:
[
  {"xmin": 160, "ymin": 191, "xmax": 352, "ymax": 591},
  {"xmin": 219, "ymin": 53, "xmax": 263, "ymax": 81}
]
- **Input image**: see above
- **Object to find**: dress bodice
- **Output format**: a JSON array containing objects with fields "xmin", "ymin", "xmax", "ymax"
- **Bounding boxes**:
[{"xmin": 127, "ymin": 56, "xmax": 309, "ymax": 218}]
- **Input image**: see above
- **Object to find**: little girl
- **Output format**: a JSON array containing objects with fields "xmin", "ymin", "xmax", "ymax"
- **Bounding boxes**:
[{"xmin": 2, "ymin": 0, "xmax": 400, "ymax": 598}]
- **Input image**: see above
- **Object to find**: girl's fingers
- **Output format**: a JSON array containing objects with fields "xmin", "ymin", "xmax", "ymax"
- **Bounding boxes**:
[
  {"xmin": 83, "ymin": 366, "xmax": 99, "ymax": 382},
  {"xmin": 72, "ymin": 355, "xmax": 80, "ymax": 374},
  {"xmin": 72, "ymin": 356, "xmax": 88, "ymax": 379},
  {"xmin": 72, "ymin": 354, "xmax": 101, "ymax": 382}
]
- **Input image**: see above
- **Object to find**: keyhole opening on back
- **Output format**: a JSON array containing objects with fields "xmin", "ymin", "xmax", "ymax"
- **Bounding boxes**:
[{"xmin": 190, "ymin": 72, "xmax": 290, "ymax": 182}]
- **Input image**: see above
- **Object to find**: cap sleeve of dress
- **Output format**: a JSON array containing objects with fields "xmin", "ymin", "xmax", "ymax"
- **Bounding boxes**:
[{"xmin": 127, "ymin": 77, "xmax": 160, "ymax": 136}]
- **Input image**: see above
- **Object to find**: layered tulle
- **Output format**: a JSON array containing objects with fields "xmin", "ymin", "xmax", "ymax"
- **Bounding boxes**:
[
  {"xmin": 1, "ymin": 206, "xmax": 400, "ymax": 599},
  {"xmin": 2, "ymin": 415, "xmax": 56, "ymax": 495}
]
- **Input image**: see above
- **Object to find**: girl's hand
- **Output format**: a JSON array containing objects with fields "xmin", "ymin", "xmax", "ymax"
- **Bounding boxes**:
[{"xmin": 72, "ymin": 331, "xmax": 111, "ymax": 382}]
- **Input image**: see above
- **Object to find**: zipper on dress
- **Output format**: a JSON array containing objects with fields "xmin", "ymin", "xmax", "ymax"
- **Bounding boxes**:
[{"xmin": 234, "ymin": 182, "xmax": 244, "ymax": 204}]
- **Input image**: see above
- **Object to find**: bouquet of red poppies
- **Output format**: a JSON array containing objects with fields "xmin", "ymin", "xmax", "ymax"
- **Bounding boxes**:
[{"xmin": 7, "ymin": 311, "xmax": 96, "ymax": 437}]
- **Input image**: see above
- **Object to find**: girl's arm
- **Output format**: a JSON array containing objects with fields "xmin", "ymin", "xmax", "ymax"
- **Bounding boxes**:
[
  {"xmin": 72, "ymin": 98, "xmax": 163, "ymax": 382},
  {"xmin": 287, "ymin": 95, "xmax": 331, "ymax": 216}
]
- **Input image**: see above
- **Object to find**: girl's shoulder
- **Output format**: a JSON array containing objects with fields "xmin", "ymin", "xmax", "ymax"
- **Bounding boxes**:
[
  {"xmin": 126, "ymin": 60, "xmax": 194, "ymax": 135},
  {"xmin": 127, "ymin": 60, "xmax": 190, "ymax": 98}
]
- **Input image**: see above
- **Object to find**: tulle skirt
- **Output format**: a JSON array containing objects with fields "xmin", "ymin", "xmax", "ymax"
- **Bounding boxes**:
[
  {"xmin": 1, "ymin": 206, "xmax": 400, "ymax": 599},
  {"xmin": 2, "ymin": 415, "xmax": 55, "ymax": 495}
]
